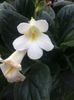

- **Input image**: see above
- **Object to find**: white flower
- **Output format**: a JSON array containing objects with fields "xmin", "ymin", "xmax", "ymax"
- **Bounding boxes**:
[
  {"xmin": 13, "ymin": 18, "xmax": 54, "ymax": 60},
  {"xmin": 0, "ymin": 51, "xmax": 26, "ymax": 83}
]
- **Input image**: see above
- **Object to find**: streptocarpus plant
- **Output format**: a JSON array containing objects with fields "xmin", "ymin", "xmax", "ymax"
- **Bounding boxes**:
[{"xmin": 0, "ymin": 0, "xmax": 74, "ymax": 100}]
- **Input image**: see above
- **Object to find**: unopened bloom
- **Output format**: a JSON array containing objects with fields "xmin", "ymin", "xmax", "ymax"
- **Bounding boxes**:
[
  {"xmin": 0, "ymin": 51, "xmax": 26, "ymax": 83},
  {"xmin": 13, "ymin": 18, "xmax": 54, "ymax": 60}
]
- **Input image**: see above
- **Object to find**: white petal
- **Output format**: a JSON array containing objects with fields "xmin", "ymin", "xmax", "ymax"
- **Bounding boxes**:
[
  {"xmin": 6, "ymin": 51, "xmax": 26, "ymax": 64},
  {"xmin": 17, "ymin": 22, "xmax": 29, "ymax": 34},
  {"xmin": 0, "ymin": 64, "xmax": 25, "ymax": 83},
  {"xmin": 4, "ymin": 60, "xmax": 22, "ymax": 70},
  {"xmin": 0, "ymin": 57, "xmax": 3, "ymax": 62},
  {"xmin": 0, "ymin": 64, "xmax": 6, "ymax": 75},
  {"xmin": 7, "ymin": 71, "xmax": 25, "ymax": 83},
  {"xmin": 37, "ymin": 34, "xmax": 54, "ymax": 51},
  {"xmin": 0, "ymin": 63, "xmax": 19, "ymax": 77},
  {"xmin": 35, "ymin": 20, "xmax": 48, "ymax": 32},
  {"xmin": 13, "ymin": 35, "xmax": 30, "ymax": 51},
  {"xmin": 27, "ymin": 43, "xmax": 43, "ymax": 60}
]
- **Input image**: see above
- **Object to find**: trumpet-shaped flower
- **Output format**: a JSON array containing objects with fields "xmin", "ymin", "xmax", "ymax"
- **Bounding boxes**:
[
  {"xmin": 13, "ymin": 18, "xmax": 54, "ymax": 60},
  {"xmin": 0, "ymin": 51, "xmax": 26, "ymax": 83}
]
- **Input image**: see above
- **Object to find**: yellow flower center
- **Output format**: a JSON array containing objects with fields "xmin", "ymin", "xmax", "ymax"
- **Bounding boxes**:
[
  {"xmin": 25, "ymin": 26, "xmax": 41, "ymax": 42},
  {"xmin": 5, "ymin": 66, "xmax": 15, "ymax": 76}
]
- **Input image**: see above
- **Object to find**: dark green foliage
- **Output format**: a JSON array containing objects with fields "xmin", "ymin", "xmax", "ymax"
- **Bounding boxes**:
[
  {"xmin": 0, "ymin": 2, "xmax": 28, "ymax": 51},
  {"xmin": 0, "ymin": 0, "xmax": 74, "ymax": 100},
  {"xmin": 57, "ymin": 4, "xmax": 74, "ymax": 45},
  {"xmin": 14, "ymin": 62, "xmax": 51, "ymax": 100},
  {"xmin": 14, "ymin": 0, "xmax": 35, "ymax": 18},
  {"xmin": 53, "ymin": 0, "xmax": 72, "ymax": 13}
]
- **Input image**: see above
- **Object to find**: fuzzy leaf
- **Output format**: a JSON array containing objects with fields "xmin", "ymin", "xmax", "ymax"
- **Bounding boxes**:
[
  {"xmin": 0, "ymin": 2, "xmax": 28, "ymax": 51},
  {"xmin": 53, "ymin": 1, "xmax": 72, "ymax": 13},
  {"xmin": 57, "ymin": 4, "xmax": 74, "ymax": 44},
  {"xmin": 14, "ymin": 62, "xmax": 52, "ymax": 100},
  {"xmin": 0, "ymin": 1, "xmax": 16, "ymax": 11},
  {"xmin": 14, "ymin": 0, "xmax": 35, "ymax": 18},
  {"xmin": 60, "ymin": 30, "xmax": 74, "ymax": 47}
]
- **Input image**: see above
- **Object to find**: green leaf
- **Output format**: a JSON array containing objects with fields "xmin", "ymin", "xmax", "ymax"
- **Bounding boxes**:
[
  {"xmin": 64, "ymin": 30, "xmax": 74, "ymax": 41},
  {"xmin": 38, "ymin": 6, "xmax": 55, "ymax": 21},
  {"xmin": 14, "ymin": 0, "xmax": 35, "ymax": 18},
  {"xmin": 43, "ymin": 6, "xmax": 55, "ymax": 20},
  {"xmin": 61, "ymin": 40, "xmax": 74, "ymax": 47},
  {"xmin": 61, "ymin": 30, "xmax": 74, "ymax": 47},
  {"xmin": 53, "ymin": 1, "xmax": 72, "ymax": 13},
  {"xmin": 0, "ymin": 2, "xmax": 28, "ymax": 51},
  {"xmin": 51, "ymin": 70, "xmax": 74, "ymax": 100},
  {"xmin": 56, "ymin": 4, "xmax": 74, "ymax": 44},
  {"xmin": 0, "ymin": 1, "xmax": 16, "ymax": 11},
  {"xmin": 14, "ymin": 62, "xmax": 52, "ymax": 100}
]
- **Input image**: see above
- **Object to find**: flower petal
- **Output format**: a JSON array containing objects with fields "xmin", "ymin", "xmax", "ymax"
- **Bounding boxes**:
[
  {"xmin": 6, "ymin": 71, "xmax": 25, "ymax": 83},
  {"xmin": 6, "ymin": 51, "xmax": 26, "ymax": 64},
  {"xmin": 17, "ymin": 22, "xmax": 29, "ymax": 34},
  {"xmin": 0, "ymin": 64, "xmax": 25, "ymax": 83},
  {"xmin": 37, "ymin": 34, "xmax": 54, "ymax": 51},
  {"xmin": 4, "ymin": 60, "xmax": 22, "ymax": 71},
  {"xmin": 0, "ymin": 64, "xmax": 6, "ymax": 75},
  {"xmin": 35, "ymin": 20, "xmax": 48, "ymax": 32},
  {"xmin": 0, "ymin": 57, "xmax": 3, "ymax": 63},
  {"xmin": 27, "ymin": 43, "xmax": 43, "ymax": 60},
  {"xmin": 13, "ymin": 35, "xmax": 30, "ymax": 51}
]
